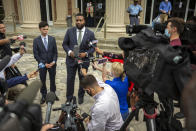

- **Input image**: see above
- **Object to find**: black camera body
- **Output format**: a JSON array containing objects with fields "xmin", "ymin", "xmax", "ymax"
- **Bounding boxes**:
[
  {"xmin": 126, "ymin": 23, "xmax": 196, "ymax": 45},
  {"xmin": 52, "ymin": 97, "xmax": 85, "ymax": 131}
]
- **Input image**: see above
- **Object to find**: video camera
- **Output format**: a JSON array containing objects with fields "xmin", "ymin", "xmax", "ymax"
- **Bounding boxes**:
[
  {"xmin": 0, "ymin": 80, "xmax": 43, "ymax": 131},
  {"xmin": 118, "ymin": 22, "xmax": 194, "ymax": 131},
  {"xmin": 49, "ymin": 97, "xmax": 85, "ymax": 131},
  {"xmin": 126, "ymin": 22, "xmax": 196, "ymax": 45}
]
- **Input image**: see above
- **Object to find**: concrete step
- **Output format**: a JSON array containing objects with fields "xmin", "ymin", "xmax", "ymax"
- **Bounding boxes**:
[
  {"xmin": 21, "ymin": 38, "xmax": 118, "ymax": 45},
  {"xmin": 11, "ymin": 45, "xmax": 66, "ymax": 57},
  {"xmin": 7, "ymin": 32, "xmax": 122, "ymax": 56},
  {"xmin": 6, "ymin": 33, "xmax": 119, "ymax": 45},
  {"xmin": 13, "ymin": 38, "xmax": 120, "ymax": 52}
]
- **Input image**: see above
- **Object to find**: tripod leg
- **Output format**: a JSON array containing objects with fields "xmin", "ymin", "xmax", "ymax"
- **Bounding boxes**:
[
  {"xmin": 119, "ymin": 109, "xmax": 137, "ymax": 131},
  {"xmin": 144, "ymin": 106, "xmax": 157, "ymax": 131}
]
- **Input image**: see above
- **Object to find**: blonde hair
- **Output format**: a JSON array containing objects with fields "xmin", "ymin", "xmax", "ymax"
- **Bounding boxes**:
[{"xmin": 111, "ymin": 62, "xmax": 125, "ymax": 81}]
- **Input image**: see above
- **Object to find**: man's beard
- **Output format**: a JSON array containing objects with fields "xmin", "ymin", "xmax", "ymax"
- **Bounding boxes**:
[
  {"xmin": 0, "ymin": 32, "xmax": 5, "ymax": 38},
  {"xmin": 76, "ymin": 24, "xmax": 85, "ymax": 30}
]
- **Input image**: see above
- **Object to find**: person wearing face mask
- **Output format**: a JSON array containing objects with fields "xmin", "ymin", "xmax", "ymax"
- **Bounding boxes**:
[
  {"xmin": 164, "ymin": 17, "xmax": 186, "ymax": 119},
  {"xmin": 127, "ymin": 0, "xmax": 142, "ymax": 25},
  {"xmin": 159, "ymin": 0, "xmax": 172, "ymax": 23},
  {"xmin": 164, "ymin": 17, "xmax": 185, "ymax": 46},
  {"xmin": 81, "ymin": 74, "xmax": 124, "ymax": 131},
  {"xmin": 62, "ymin": 13, "xmax": 95, "ymax": 105}
]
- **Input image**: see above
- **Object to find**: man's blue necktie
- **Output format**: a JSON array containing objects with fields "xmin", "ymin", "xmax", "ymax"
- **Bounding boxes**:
[{"xmin": 44, "ymin": 37, "xmax": 48, "ymax": 50}]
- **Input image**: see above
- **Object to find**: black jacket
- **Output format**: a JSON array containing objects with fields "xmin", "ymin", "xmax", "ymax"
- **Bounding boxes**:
[
  {"xmin": 33, "ymin": 35, "xmax": 58, "ymax": 64},
  {"xmin": 62, "ymin": 27, "xmax": 95, "ymax": 67}
]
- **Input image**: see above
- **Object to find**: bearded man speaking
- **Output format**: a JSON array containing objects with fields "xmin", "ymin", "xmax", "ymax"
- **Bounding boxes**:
[{"xmin": 62, "ymin": 13, "xmax": 95, "ymax": 104}]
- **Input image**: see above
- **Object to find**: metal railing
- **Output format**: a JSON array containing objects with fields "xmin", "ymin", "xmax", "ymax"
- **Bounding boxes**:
[{"xmin": 94, "ymin": 14, "xmax": 108, "ymax": 39}]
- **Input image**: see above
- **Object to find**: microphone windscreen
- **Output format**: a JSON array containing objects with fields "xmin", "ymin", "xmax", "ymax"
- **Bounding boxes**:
[
  {"xmin": 17, "ymin": 80, "xmax": 42, "ymax": 105},
  {"xmin": 0, "ymin": 55, "xmax": 11, "ymax": 71},
  {"xmin": 23, "ymin": 35, "xmax": 27, "ymax": 39},
  {"xmin": 46, "ymin": 92, "xmax": 56, "ymax": 103}
]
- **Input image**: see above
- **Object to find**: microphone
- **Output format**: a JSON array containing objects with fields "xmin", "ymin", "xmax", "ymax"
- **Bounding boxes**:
[
  {"xmin": 17, "ymin": 35, "xmax": 27, "ymax": 41},
  {"xmin": 0, "ymin": 55, "xmax": 11, "ymax": 72},
  {"xmin": 45, "ymin": 92, "xmax": 56, "ymax": 124},
  {"xmin": 36, "ymin": 63, "xmax": 45, "ymax": 72},
  {"xmin": 73, "ymin": 45, "xmax": 79, "ymax": 58},
  {"xmin": 89, "ymin": 40, "xmax": 98, "ymax": 48},
  {"xmin": 17, "ymin": 80, "xmax": 42, "ymax": 105}
]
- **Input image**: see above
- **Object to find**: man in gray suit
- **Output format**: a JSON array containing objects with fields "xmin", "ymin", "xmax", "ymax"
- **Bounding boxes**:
[
  {"xmin": 62, "ymin": 13, "xmax": 95, "ymax": 104},
  {"xmin": 33, "ymin": 21, "xmax": 58, "ymax": 104}
]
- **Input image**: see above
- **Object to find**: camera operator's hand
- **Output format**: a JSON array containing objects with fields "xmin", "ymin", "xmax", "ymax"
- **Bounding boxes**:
[
  {"xmin": 70, "ymin": 51, "xmax": 75, "ymax": 58},
  {"xmin": 27, "ymin": 71, "xmax": 38, "ymax": 79},
  {"xmin": 84, "ymin": 116, "xmax": 90, "ymax": 125},
  {"xmin": 81, "ymin": 68, "xmax": 87, "ymax": 76},
  {"xmin": 11, "ymin": 36, "xmax": 18, "ymax": 40},
  {"xmin": 20, "ymin": 46, "xmax": 25, "ymax": 55},
  {"xmin": 75, "ymin": 113, "xmax": 82, "ymax": 119},
  {"xmin": 92, "ymin": 62, "xmax": 99, "ymax": 70},
  {"xmin": 41, "ymin": 124, "xmax": 54, "ymax": 131},
  {"xmin": 79, "ymin": 53, "xmax": 87, "ymax": 58},
  {"xmin": 95, "ymin": 47, "xmax": 103, "ymax": 55}
]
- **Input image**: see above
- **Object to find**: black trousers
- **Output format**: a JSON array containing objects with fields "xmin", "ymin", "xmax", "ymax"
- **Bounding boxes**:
[
  {"xmin": 66, "ymin": 64, "xmax": 87, "ymax": 100},
  {"xmin": 39, "ymin": 65, "xmax": 56, "ymax": 97},
  {"xmin": 87, "ymin": 16, "xmax": 94, "ymax": 27}
]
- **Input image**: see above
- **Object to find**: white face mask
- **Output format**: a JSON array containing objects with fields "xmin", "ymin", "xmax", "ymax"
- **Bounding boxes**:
[{"xmin": 165, "ymin": 0, "xmax": 168, "ymax": 2}]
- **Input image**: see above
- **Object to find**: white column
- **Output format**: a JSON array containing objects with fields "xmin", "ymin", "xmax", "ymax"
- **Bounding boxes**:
[
  {"xmin": 20, "ymin": 0, "xmax": 41, "ymax": 28},
  {"xmin": 106, "ymin": 0, "xmax": 126, "ymax": 33},
  {"xmin": 54, "ymin": 0, "xmax": 67, "ymax": 26},
  {"xmin": 17, "ymin": 0, "xmax": 23, "ymax": 24},
  {"xmin": 3, "ymin": 0, "xmax": 15, "ymax": 23}
]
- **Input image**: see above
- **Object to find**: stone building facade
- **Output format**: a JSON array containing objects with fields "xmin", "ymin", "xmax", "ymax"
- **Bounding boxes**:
[{"xmin": 2, "ymin": 0, "xmax": 196, "ymax": 33}]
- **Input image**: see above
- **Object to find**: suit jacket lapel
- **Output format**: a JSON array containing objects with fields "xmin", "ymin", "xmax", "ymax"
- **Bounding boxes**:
[
  {"xmin": 81, "ymin": 29, "xmax": 88, "ymax": 47},
  {"xmin": 47, "ymin": 36, "xmax": 51, "ymax": 50},
  {"xmin": 73, "ymin": 27, "xmax": 77, "ymax": 45}
]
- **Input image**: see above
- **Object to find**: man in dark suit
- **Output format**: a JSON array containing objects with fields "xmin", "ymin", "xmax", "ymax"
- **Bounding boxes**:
[
  {"xmin": 33, "ymin": 21, "xmax": 58, "ymax": 104},
  {"xmin": 62, "ymin": 13, "xmax": 95, "ymax": 104}
]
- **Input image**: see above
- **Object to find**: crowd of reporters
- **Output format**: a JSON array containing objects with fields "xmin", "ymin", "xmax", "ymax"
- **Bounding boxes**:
[{"xmin": 0, "ymin": 11, "xmax": 196, "ymax": 131}]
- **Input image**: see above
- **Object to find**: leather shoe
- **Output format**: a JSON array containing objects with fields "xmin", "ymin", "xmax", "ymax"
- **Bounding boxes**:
[
  {"xmin": 78, "ymin": 97, "xmax": 84, "ymax": 104},
  {"xmin": 174, "ymin": 112, "xmax": 185, "ymax": 119},
  {"xmin": 40, "ymin": 96, "xmax": 46, "ymax": 104},
  {"xmin": 66, "ymin": 99, "xmax": 71, "ymax": 105}
]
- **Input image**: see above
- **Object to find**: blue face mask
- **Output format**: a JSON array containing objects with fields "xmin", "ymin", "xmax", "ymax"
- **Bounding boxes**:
[{"xmin": 164, "ymin": 29, "xmax": 171, "ymax": 38}]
